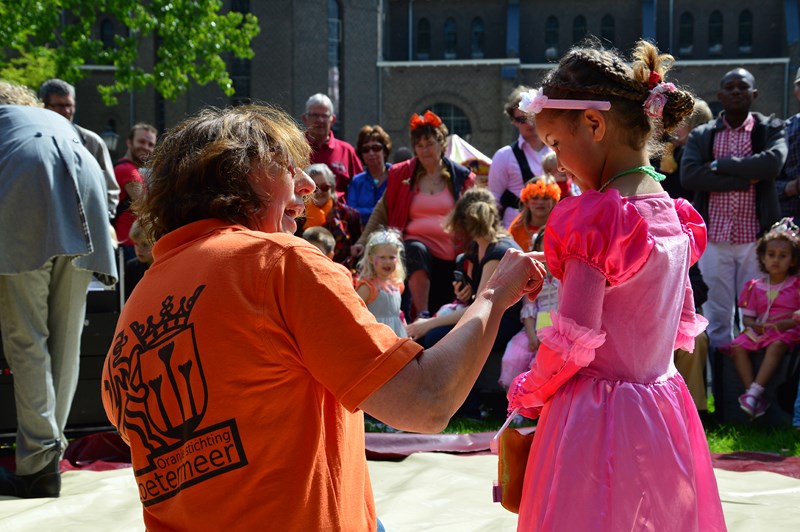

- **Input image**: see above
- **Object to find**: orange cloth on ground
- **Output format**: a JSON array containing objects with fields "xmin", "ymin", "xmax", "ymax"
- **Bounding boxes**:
[
  {"xmin": 303, "ymin": 197, "xmax": 332, "ymax": 228},
  {"xmin": 101, "ymin": 219, "xmax": 421, "ymax": 531},
  {"xmin": 508, "ymin": 212, "xmax": 541, "ymax": 251}
]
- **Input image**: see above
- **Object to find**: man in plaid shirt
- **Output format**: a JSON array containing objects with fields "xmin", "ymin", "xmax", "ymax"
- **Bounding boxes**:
[
  {"xmin": 681, "ymin": 68, "xmax": 787, "ymax": 352},
  {"xmin": 776, "ymin": 67, "xmax": 800, "ymax": 223}
]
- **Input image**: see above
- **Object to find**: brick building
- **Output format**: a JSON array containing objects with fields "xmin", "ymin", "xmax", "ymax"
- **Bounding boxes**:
[{"xmin": 76, "ymin": 0, "xmax": 800, "ymax": 161}]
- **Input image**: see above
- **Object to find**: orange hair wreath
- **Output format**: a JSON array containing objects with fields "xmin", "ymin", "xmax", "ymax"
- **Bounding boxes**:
[
  {"xmin": 520, "ymin": 179, "xmax": 561, "ymax": 203},
  {"xmin": 409, "ymin": 110, "xmax": 443, "ymax": 130}
]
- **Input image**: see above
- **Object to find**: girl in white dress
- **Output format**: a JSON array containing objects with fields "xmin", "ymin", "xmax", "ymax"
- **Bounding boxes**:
[{"xmin": 356, "ymin": 228, "xmax": 407, "ymax": 337}]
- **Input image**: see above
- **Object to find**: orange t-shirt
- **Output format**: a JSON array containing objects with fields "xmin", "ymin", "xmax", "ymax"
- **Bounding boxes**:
[
  {"xmin": 102, "ymin": 219, "xmax": 421, "ymax": 531},
  {"xmin": 508, "ymin": 212, "xmax": 541, "ymax": 252}
]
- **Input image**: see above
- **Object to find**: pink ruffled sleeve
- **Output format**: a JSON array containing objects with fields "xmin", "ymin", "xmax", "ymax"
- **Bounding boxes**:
[
  {"xmin": 672, "ymin": 197, "xmax": 709, "ymax": 351},
  {"xmin": 674, "ymin": 197, "xmax": 707, "ymax": 266},
  {"xmin": 544, "ymin": 190, "xmax": 654, "ymax": 286},
  {"xmin": 507, "ymin": 311, "xmax": 606, "ymax": 418}
]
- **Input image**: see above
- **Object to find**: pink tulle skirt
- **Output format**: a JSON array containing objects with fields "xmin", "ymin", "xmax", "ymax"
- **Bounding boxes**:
[{"xmin": 516, "ymin": 372, "xmax": 726, "ymax": 531}]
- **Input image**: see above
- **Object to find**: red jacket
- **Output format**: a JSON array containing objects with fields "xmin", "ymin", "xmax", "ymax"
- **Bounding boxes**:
[{"xmin": 384, "ymin": 157, "xmax": 476, "ymax": 230}]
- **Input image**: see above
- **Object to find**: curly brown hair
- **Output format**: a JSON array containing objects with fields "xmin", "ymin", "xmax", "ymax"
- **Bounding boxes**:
[
  {"xmin": 539, "ymin": 38, "xmax": 695, "ymax": 155},
  {"xmin": 136, "ymin": 105, "xmax": 310, "ymax": 240},
  {"xmin": 756, "ymin": 232, "xmax": 800, "ymax": 276},
  {"xmin": 356, "ymin": 124, "xmax": 392, "ymax": 162}
]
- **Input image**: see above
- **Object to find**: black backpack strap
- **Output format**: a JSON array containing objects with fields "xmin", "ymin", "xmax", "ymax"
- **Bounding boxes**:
[{"xmin": 511, "ymin": 141, "xmax": 534, "ymax": 182}]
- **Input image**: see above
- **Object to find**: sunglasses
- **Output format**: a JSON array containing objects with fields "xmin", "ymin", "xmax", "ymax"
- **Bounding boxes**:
[
  {"xmin": 314, "ymin": 183, "xmax": 332, "ymax": 193},
  {"xmin": 362, "ymin": 144, "xmax": 384, "ymax": 154},
  {"xmin": 512, "ymin": 115, "xmax": 528, "ymax": 124}
]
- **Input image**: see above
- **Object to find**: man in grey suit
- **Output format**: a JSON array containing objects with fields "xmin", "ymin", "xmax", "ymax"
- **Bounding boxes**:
[{"xmin": 0, "ymin": 82, "xmax": 117, "ymax": 498}]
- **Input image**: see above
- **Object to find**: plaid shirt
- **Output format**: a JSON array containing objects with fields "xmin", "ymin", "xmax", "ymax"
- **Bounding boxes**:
[
  {"xmin": 777, "ymin": 113, "xmax": 800, "ymax": 221},
  {"xmin": 707, "ymin": 113, "xmax": 759, "ymax": 244}
]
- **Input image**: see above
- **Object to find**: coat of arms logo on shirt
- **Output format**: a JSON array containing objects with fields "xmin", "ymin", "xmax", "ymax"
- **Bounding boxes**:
[{"xmin": 103, "ymin": 285, "xmax": 248, "ymax": 506}]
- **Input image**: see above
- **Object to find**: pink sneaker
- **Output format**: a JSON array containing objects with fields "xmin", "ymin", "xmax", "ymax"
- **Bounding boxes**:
[{"xmin": 738, "ymin": 393, "xmax": 770, "ymax": 418}]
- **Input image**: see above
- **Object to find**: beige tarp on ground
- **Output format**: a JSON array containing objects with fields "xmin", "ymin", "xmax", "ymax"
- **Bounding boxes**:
[{"xmin": 1, "ymin": 453, "xmax": 799, "ymax": 531}]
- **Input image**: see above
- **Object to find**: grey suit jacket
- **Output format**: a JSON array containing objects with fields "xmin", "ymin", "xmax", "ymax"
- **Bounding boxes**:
[{"xmin": 0, "ymin": 105, "xmax": 117, "ymax": 284}]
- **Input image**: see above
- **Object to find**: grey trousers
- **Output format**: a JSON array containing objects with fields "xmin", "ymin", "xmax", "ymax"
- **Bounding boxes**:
[{"xmin": 0, "ymin": 256, "xmax": 91, "ymax": 475}]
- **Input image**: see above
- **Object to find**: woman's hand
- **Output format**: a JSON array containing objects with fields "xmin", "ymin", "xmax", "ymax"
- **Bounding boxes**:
[
  {"xmin": 351, "ymin": 243, "xmax": 364, "ymax": 257},
  {"xmin": 406, "ymin": 318, "xmax": 433, "ymax": 341},
  {"xmin": 453, "ymin": 281, "xmax": 473, "ymax": 304},
  {"xmin": 484, "ymin": 249, "xmax": 546, "ymax": 309}
]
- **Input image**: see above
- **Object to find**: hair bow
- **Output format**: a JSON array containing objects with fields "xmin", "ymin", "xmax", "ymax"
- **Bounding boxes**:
[
  {"xmin": 647, "ymin": 70, "xmax": 662, "ymax": 89},
  {"xmin": 409, "ymin": 110, "xmax": 443, "ymax": 130},
  {"xmin": 643, "ymin": 82, "xmax": 676, "ymax": 118}
]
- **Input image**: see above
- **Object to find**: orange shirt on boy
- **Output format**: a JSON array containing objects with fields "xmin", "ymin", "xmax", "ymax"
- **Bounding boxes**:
[{"xmin": 102, "ymin": 219, "xmax": 421, "ymax": 531}]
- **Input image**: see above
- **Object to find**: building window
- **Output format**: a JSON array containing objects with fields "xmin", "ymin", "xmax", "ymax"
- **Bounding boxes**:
[
  {"xmin": 545, "ymin": 16, "xmax": 559, "ymax": 60},
  {"xmin": 444, "ymin": 18, "xmax": 457, "ymax": 59},
  {"xmin": 572, "ymin": 15, "xmax": 587, "ymax": 44},
  {"xmin": 98, "ymin": 18, "xmax": 116, "ymax": 64},
  {"xmin": 230, "ymin": 0, "xmax": 251, "ymax": 105},
  {"xmin": 738, "ymin": 10, "xmax": 753, "ymax": 54},
  {"xmin": 678, "ymin": 12, "xmax": 694, "ymax": 56},
  {"xmin": 470, "ymin": 17, "xmax": 485, "ymax": 59},
  {"xmin": 600, "ymin": 14, "xmax": 615, "ymax": 45},
  {"xmin": 417, "ymin": 18, "xmax": 431, "ymax": 60},
  {"xmin": 431, "ymin": 103, "xmax": 471, "ymax": 140},
  {"xmin": 327, "ymin": 0, "xmax": 341, "ymax": 123},
  {"xmin": 708, "ymin": 10, "xmax": 723, "ymax": 55}
]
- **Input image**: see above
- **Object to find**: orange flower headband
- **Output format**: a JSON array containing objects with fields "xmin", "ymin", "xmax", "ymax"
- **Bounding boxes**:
[
  {"xmin": 520, "ymin": 180, "xmax": 561, "ymax": 203},
  {"xmin": 409, "ymin": 110, "xmax": 443, "ymax": 130}
]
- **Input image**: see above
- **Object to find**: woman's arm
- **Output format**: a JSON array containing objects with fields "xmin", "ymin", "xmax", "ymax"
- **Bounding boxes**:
[{"xmin": 360, "ymin": 250, "xmax": 545, "ymax": 432}]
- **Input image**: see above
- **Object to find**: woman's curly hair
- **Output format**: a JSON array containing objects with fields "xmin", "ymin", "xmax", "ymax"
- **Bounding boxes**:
[
  {"xmin": 539, "ymin": 37, "xmax": 695, "ymax": 155},
  {"xmin": 136, "ymin": 104, "xmax": 310, "ymax": 240}
]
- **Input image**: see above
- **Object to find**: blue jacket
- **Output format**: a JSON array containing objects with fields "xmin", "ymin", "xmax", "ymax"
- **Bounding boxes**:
[{"xmin": 346, "ymin": 163, "xmax": 390, "ymax": 225}]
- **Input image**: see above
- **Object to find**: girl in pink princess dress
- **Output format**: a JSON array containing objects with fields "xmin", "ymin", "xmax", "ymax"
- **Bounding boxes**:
[
  {"xmin": 507, "ymin": 40, "xmax": 726, "ymax": 530},
  {"xmin": 728, "ymin": 218, "xmax": 800, "ymax": 419}
]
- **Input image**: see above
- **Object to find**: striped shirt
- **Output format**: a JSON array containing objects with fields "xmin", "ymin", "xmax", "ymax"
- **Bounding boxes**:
[{"xmin": 707, "ymin": 113, "xmax": 759, "ymax": 243}]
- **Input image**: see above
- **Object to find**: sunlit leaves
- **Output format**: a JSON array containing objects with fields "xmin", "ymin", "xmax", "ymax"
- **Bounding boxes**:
[{"xmin": 0, "ymin": 0, "xmax": 260, "ymax": 105}]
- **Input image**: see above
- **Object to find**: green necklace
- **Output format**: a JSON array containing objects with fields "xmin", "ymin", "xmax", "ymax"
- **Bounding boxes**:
[{"xmin": 597, "ymin": 165, "xmax": 665, "ymax": 193}]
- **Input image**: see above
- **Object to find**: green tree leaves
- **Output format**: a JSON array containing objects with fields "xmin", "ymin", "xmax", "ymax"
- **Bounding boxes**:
[{"xmin": 0, "ymin": 0, "xmax": 259, "ymax": 105}]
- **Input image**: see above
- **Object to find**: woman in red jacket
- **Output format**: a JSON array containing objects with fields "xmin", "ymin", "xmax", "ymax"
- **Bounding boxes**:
[{"xmin": 354, "ymin": 110, "xmax": 475, "ymax": 319}]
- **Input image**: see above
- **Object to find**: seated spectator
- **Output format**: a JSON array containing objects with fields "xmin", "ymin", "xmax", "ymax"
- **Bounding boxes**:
[
  {"xmin": 541, "ymin": 152, "xmax": 579, "ymax": 198},
  {"xmin": 302, "ymin": 226, "xmax": 336, "ymax": 259},
  {"xmin": 354, "ymin": 110, "xmax": 475, "ymax": 319},
  {"xmin": 296, "ymin": 163, "xmax": 362, "ymax": 266},
  {"xmin": 124, "ymin": 219, "xmax": 154, "ymax": 300},
  {"xmin": 348, "ymin": 125, "xmax": 392, "ymax": 225},
  {"xmin": 406, "ymin": 188, "xmax": 522, "ymax": 352},
  {"xmin": 508, "ymin": 177, "xmax": 561, "ymax": 251}
]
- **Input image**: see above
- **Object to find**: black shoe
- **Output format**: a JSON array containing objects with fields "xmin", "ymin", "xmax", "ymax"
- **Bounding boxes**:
[{"xmin": 0, "ymin": 456, "xmax": 61, "ymax": 498}]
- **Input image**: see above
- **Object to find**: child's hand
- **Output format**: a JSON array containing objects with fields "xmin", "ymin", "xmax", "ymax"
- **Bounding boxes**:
[
  {"xmin": 751, "ymin": 323, "xmax": 765, "ymax": 334},
  {"xmin": 528, "ymin": 335, "xmax": 540, "ymax": 352}
]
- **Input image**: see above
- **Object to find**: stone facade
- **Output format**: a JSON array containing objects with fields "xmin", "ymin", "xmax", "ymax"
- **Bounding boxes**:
[{"xmin": 75, "ymin": 0, "xmax": 800, "ymax": 162}]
